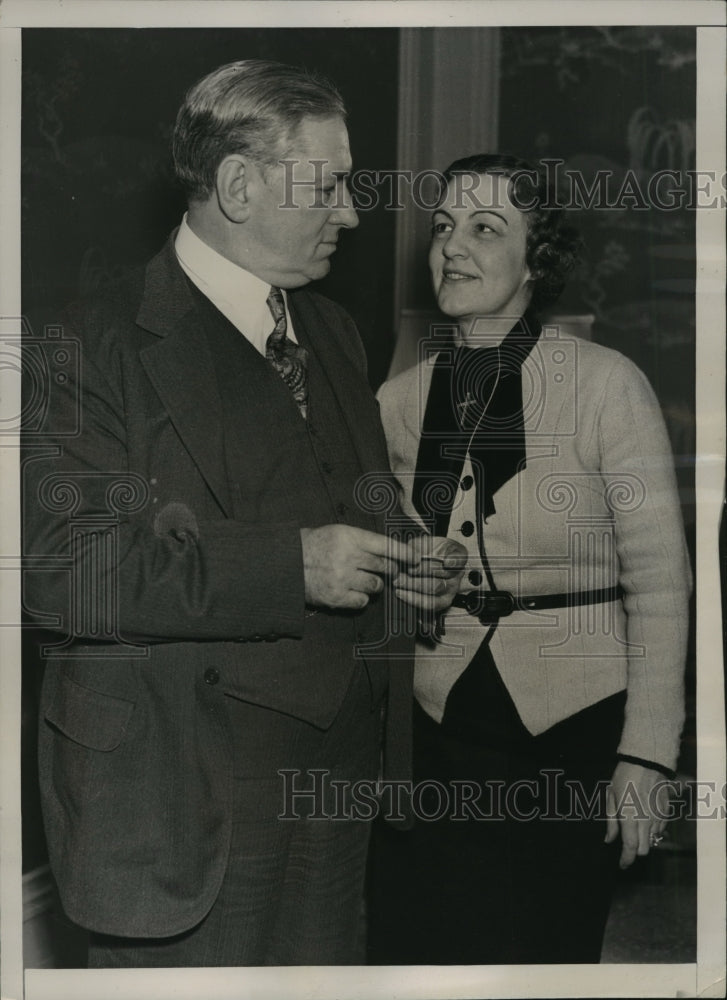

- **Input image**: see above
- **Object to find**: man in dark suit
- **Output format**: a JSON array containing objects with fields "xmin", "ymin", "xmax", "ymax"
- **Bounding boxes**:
[{"xmin": 22, "ymin": 59, "xmax": 464, "ymax": 967}]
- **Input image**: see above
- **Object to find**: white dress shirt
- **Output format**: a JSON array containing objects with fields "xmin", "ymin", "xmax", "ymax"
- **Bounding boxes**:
[{"xmin": 174, "ymin": 214, "xmax": 296, "ymax": 354}]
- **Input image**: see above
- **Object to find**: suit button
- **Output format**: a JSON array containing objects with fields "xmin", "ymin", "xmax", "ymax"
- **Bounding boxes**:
[
  {"xmin": 460, "ymin": 521, "xmax": 475, "ymax": 537},
  {"xmin": 204, "ymin": 668, "xmax": 220, "ymax": 686},
  {"xmin": 321, "ymin": 461, "xmax": 333, "ymax": 474},
  {"xmin": 468, "ymin": 570, "xmax": 482, "ymax": 586},
  {"xmin": 264, "ymin": 634, "xmax": 278, "ymax": 642},
  {"xmin": 336, "ymin": 502, "xmax": 348, "ymax": 516},
  {"xmin": 461, "ymin": 475, "xmax": 474, "ymax": 491},
  {"xmin": 250, "ymin": 635, "xmax": 263, "ymax": 642}
]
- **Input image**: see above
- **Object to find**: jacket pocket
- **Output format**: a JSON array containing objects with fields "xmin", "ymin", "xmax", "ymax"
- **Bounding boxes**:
[{"xmin": 44, "ymin": 673, "xmax": 135, "ymax": 752}]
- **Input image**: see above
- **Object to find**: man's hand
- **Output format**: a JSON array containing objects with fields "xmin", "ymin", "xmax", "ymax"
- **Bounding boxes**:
[
  {"xmin": 301, "ymin": 525, "xmax": 407, "ymax": 611},
  {"xmin": 605, "ymin": 760, "xmax": 675, "ymax": 869},
  {"xmin": 392, "ymin": 535, "xmax": 467, "ymax": 614}
]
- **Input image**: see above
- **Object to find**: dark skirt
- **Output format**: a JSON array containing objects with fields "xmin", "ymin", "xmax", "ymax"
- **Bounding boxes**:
[{"xmin": 367, "ymin": 643, "xmax": 626, "ymax": 965}]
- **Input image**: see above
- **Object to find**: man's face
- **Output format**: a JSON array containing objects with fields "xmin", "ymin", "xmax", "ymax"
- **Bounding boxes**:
[
  {"xmin": 241, "ymin": 115, "xmax": 359, "ymax": 288},
  {"xmin": 429, "ymin": 172, "xmax": 532, "ymax": 323}
]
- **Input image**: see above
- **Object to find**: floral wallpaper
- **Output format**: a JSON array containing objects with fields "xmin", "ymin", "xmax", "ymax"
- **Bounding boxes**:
[{"xmin": 499, "ymin": 26, "xmax": 696, "ymax": 485}]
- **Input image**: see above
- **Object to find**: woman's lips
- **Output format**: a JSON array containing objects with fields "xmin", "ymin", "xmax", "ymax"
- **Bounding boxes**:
[{"xmin": 442, "ymin": 270, "xmax": 476, "ymax": 281}]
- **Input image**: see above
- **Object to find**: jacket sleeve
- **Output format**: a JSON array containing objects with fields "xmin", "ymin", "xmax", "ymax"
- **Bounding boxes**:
[
  {"xmin": 22, "ymin": 309, "xmax": 306, "ymax": 645},
  {"xmin": 597, "ymin": 353, "xmax": 692, "ymax": 771}
]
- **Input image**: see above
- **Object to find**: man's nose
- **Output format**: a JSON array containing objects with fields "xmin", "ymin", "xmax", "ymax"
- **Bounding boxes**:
[{"xmin": 331, "ymin": 190, "xmax": 359, "ymax": 229}]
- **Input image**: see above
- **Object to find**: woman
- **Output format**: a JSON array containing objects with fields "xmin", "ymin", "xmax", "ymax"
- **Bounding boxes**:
[{"xmin": 367, "ymin": 154, "xmax": 691, "ymax": 964}]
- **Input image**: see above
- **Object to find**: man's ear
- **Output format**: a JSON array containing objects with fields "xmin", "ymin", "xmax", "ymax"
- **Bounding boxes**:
[{"xmin": 215, "ymin": 155, "xmax": 252, "ymax": 223}]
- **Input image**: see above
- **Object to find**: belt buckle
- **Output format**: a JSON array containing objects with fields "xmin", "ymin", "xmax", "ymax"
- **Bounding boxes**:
[
  {"xmin": 481, "ymin": 590, "xmax": 515, "ymax": 622},
  {"xmin": 462, "ymin": 589, "xmax": 514, "ymax": 624}
]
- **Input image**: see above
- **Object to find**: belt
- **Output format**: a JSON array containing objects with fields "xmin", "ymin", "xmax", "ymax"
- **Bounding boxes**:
[{"xmin": 452, "ymin": 585, "xmax": 625, "ymax": 626}]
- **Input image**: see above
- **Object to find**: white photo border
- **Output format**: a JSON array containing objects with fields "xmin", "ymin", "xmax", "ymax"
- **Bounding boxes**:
[{"xmin": 1, "ymin": 3, "xmax": 724, "ymax": 999}]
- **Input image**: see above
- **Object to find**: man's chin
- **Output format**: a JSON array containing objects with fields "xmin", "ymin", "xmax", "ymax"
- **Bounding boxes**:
[
  {"xmin": 306, "ymin": 259, "xmax": 333, "ymax": 282},
  {"xmin": 275, "ymin": 259, "xmax": 332, "ymax": 289}
]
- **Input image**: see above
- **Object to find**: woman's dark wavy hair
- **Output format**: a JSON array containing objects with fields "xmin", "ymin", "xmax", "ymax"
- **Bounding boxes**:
[{"xmin": 439, "ymin": 153, "xmax": 583, "ymax": 314}]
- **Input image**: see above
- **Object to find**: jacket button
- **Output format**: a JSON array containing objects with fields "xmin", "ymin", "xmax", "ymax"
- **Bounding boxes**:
[
  {"xmin": 264, "ymin": 634, "xmax": 278, "ymax": 642},
  {"xmin": 321, "ymin": 461, "xmax": 333, "ymax": 474},
  {"xmin": 460, "ymin": 475, "xmax": 474, "ymax": 491},
  {"xmin": 460, "ymin": 521, "xmax": 475, "ymax": 537},
  {"xmin": 204, "ymin": 668, "xmax": 220, "ymax": 686},
  {"xmin": 336, "ymin": 502, "xmax": 348, "ymax": 516},
  {"xmin": 250, "ymin": 634, "xmax": 263, "ymax": 642},
  {"xmin": 468, "ymin": 570, "xmax": 482, "ymax": 586}
]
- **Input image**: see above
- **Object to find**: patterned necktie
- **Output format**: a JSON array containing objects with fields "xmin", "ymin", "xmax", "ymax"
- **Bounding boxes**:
[{"xmin": 265, "ymin": 286, "xmax": 308, "ymax": 418}]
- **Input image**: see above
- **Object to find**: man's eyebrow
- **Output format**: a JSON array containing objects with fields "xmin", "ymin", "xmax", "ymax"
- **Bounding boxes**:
[{"xmin": 316, "ymin": 169, "xmax": 351, "ymax": 185}]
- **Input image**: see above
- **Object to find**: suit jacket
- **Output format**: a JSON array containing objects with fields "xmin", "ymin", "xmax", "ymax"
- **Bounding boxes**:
[
  {"xmin": 377, "ymin": 332, "xmax": 691, "ymax": 771},
  {"xmin": 23, "ymin": 236, "xmax": 410, "ymax": 936}
]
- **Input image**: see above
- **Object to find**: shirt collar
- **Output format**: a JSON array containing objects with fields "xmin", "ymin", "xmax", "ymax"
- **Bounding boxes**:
[{"xmin": 174, "ymin": 214, "xmax": 285, "ymax": 353}]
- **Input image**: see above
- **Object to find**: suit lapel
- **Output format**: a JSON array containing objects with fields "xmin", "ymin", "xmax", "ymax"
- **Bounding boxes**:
[
  {"xmin": 137, "ymin": 238, "xmax": 233, "ymax": 517},
  {"xmin": 289, "ymin": 292, "xmax": 384, "ymax": 477},
  {"xmin": 136, "ymin": 244, "xmax": 388, "ymax": 522}
]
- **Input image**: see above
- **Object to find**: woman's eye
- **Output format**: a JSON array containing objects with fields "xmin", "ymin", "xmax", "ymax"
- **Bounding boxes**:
[
  {"xmin": 431, "ymin": 222, "xmax": 452, "ymax": 235},
  {"xmin": 476, "ymin": 223, "xmax": 495, "ymax": 234}
]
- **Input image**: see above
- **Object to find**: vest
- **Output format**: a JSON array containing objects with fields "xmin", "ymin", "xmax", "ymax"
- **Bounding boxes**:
[{"xmin": 194, "ymin": 286, "xmax": 389, "ymax": 718}]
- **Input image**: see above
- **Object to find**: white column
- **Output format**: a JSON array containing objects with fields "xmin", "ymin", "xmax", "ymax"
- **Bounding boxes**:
[{"xmin": 390, "ymin": 28, "xmax": 500, "ymax": 377}]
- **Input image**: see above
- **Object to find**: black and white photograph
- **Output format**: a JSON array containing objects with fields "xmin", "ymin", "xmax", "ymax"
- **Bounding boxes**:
[{"xmin": 0, "ymin": 2, "xmax": 724, "ymax": 999}]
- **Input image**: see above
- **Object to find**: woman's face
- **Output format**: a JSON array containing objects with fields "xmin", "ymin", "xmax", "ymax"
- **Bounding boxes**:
[{"xmin": 429, "ymin": 172, "xmax": 533, "ymax": 324}]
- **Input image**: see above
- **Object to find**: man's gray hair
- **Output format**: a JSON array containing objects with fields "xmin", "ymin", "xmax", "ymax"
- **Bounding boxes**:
[{"xmin": 172, "ymin": 59, "xmax": 346, "ymax": 202}]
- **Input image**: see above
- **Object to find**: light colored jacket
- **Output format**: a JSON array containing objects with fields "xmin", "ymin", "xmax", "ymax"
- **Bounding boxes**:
[{"xmin": 377, "ymin": 331, "xmax": 691, "ymax": 770}]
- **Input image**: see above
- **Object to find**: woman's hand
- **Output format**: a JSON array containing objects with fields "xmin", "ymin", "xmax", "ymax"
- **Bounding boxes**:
[
  {"xmin": 392, "ymin": 536, "xmax": 467, "ymax": 613},
  {"xmin": 605, "ymin": 760, "xmax": 675, "ymax": 868}
]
